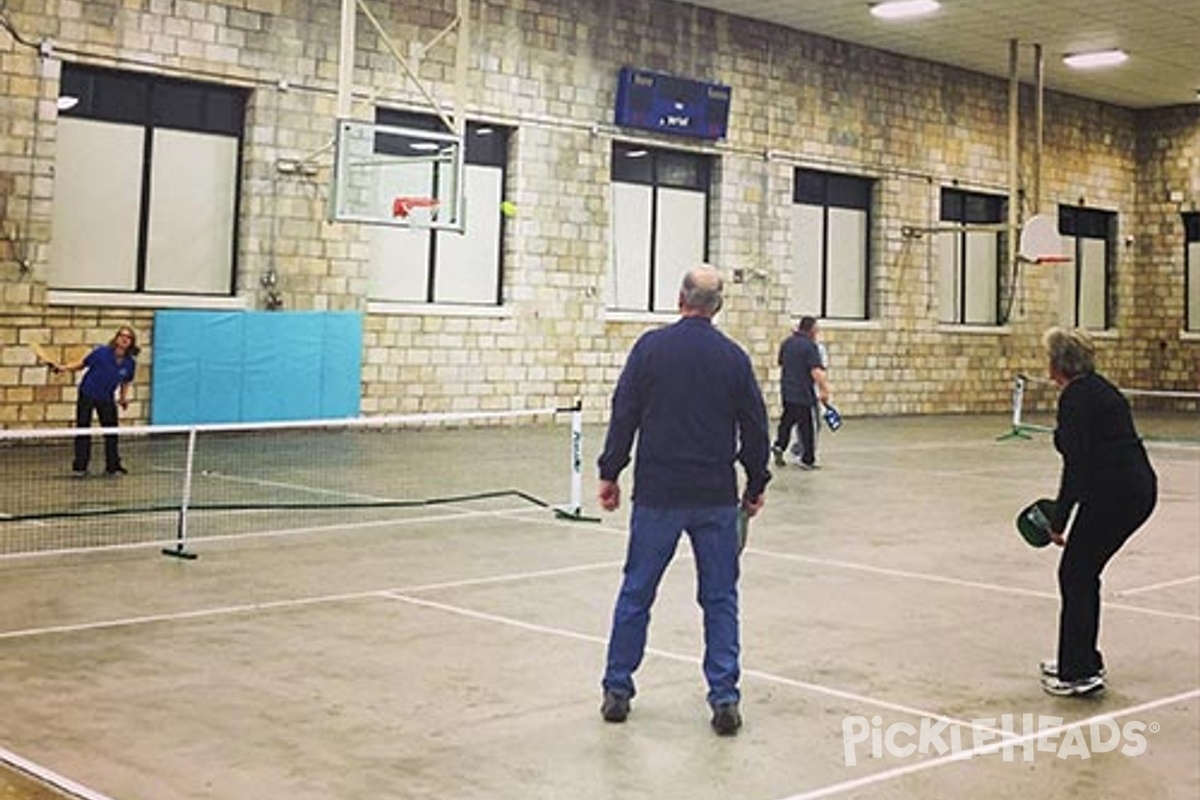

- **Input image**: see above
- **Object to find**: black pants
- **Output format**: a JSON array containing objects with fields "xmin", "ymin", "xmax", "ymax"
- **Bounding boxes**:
[
  {"xmin": 775, "ymin": 402, "xmax": 815, "ymax": 466},
  {"xmin": 1056, "ymin": 469, "xmax": 1157, "ymax": 680},
  {"xmin": 73, "ymin": 394, "xmax": 122, "ymax": 473}
]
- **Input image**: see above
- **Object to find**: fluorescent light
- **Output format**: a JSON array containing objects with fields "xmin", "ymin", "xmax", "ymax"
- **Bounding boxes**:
[
  {"xmin": 56, "ymin": 95, "xmax": 79, "ymax": 111},
  {"xmin": 870, "ymin": 0, "xmax": 940, "ymax": 20},
  {"xmin": 408, "ymin": 141, "xmax": 440, "ymax": 151},
  {"xmin": 1063, "ymin": 49, "xmax": 1128, "ymax": 69},
  {"xmin": 625, "ymin": 149, "xmax": 648, "ymax": 158}
]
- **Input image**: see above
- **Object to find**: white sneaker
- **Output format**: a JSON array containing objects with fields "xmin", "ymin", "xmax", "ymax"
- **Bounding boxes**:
[
  {"xmin": 1039, "ymin": 660, "xmax": 1106, "ymax": 679},
  {"xmin": 1041, "ymin": 673, "xmax": 1106, "ymax": 697}
]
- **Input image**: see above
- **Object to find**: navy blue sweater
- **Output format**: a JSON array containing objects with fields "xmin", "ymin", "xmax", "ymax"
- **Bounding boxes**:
[{"xmin": 597, "ymin": 316, "xmax": 772, "ymax": 507}]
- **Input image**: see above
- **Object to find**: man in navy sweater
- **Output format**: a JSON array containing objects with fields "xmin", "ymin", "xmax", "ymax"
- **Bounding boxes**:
[{"xmin": 597, "ymin": 265, "xmax": 772, "ymax": 736}]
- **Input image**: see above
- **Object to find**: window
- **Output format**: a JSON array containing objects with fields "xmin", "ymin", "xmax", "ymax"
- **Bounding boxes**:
[
  {"xmin": 608, "ymin": 143, "xmax": 711, "ymax": 312},
  {"xmin": 937, "ymin": 188, "xmax": 1006, "ymax": 325},
  {"xmin": 369, "ymin": 109, "xmax": 510, "ymax": 305},
  {"xmin": 1058, "ymin": 205, "xmax": 1116, "ymax": 330},
  {"xmin": 792, "ymin": 169, "xmax": 872, "ymax": 320},
  {"xmin": 1185, "ymin": 213, "xmax": 1200, "ymax": 332},
  {"xmin": 50, "ymin": 64, "xmax": 246, "ymax": 295}
]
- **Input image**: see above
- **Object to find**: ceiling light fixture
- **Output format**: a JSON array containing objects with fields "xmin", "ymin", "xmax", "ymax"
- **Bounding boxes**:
[
  {"xmin": 56, "ymin": 95, "xmax": 79, "ymax": 111},
  {"xmin": 869, "ymin": 0, "xmax": 941, "ymax": 21},
  {"xmin": 1063, "ymin": 49, "xmax": 1129, "ymax": 69}
]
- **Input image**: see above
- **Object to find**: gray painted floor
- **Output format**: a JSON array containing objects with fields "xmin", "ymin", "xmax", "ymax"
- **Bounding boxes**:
[{"xmin": 1, "ymin": 414, "xmax": 1197, "ymax": 800}]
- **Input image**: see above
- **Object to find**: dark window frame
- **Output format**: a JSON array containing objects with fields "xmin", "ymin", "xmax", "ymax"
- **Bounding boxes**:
[
  {"xmin": 939, "ymin": 187, "xmax": 1007, "ymax": 325},
  {"xmin": 1184, "ymin": 213, "xmax": 1200, "ymax": 332},
  {"xmin": 374, "ymin": 108, "xmax": 511, "ymax": 306},
  {"xmin": 58, "ymin": 63, "xmax": 247, "ymax": 295},
  {"xmin": 794, "ymin": 168, "xmax": 873, "ymax": 320},
  {"xmin": 1058, "ymin": 204, "xmax": 1117, "ymax": 329},
  {"xmin": 610, "ymin": 142, "xmax": 713, "ymax": 313}
]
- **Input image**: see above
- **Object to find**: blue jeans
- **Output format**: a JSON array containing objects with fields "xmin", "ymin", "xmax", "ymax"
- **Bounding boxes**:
[{"xmin": 602, "ymin": 504, "xmax": 741, "ymax": 707}]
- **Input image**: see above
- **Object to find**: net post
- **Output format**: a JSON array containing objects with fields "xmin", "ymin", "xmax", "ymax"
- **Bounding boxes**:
[
  {"xmin": 555, "ymin": 399, "xmax": 599, "ymax": 523},
  {"xmin": 997, "ymin": 374, "xmax": 1033, "ymax": 441},
  {"xmin": 162, "ymin": 427, "xmax": 199, "ymax": 560}
]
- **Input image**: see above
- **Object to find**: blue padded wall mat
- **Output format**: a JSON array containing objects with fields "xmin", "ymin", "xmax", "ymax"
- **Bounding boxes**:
[{"xmin": 151, "ymin": 310, "xmax": 362, "ymax": 424}]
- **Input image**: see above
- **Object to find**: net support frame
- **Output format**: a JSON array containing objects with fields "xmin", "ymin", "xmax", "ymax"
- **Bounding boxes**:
[
  {"xmin": 998, "ymin": 373, "xmax": 1055, "ymax": 441},
  {"xmin": 163, "ymin": 428, "xmax": 199, "ymax": 560},
  {"xmin": 554, "ymin": 399, "xmax": 600, "ymax": 523}
]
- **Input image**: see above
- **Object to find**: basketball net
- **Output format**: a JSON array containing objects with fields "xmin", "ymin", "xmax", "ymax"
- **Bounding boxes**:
[{"xmin": 392, "ymin": 196, "xmax": 440, "ymax": 220}]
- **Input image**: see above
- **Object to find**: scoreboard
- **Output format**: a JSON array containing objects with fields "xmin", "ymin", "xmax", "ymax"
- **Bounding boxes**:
[{"xmin": 614, "ymin": 68, "xmax": 731, "ymax": 141}]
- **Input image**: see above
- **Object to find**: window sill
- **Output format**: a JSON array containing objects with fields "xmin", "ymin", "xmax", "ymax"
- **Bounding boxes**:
[
  {"xmin": 366, "ymin": 301, "xmax": 512, "ymax": 319},
  {"xmin": 935, "ymin": 323, "xmax": 1013, "ymax": 335},
  {"xmin": 47, "ymin": 291, "xmax": 248, "ymax": 310},
  {"xmin": 1181, "ymin": 330, "xmax": 1200, "ymax": 343},
  {"xmin": 604, "ymin": 309, "xmax": 678, "ymax": 324}
]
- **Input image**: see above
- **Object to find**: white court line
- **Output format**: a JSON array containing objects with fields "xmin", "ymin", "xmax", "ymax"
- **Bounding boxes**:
[
  {"xmin": 1115, "ymin": 574, "xmax": 1200, "ymax": 597},
  {"xmin": 0, "ymin": 744, "xmax": 116, "ymax": 800},
  {"xmin": 773, "ymin": 687, "xmax": 1200, "ymax": 800},
  {"xmin": 383, "ymin": 591, "xmax": 1011, "ymax": 738},
  {"xmin": 757, "ymin": 550, "xmax": 1200, "ymax": 623},
  {"xmin": 0, "ymin": 560, "xmax": 620, "ymax": 641}
]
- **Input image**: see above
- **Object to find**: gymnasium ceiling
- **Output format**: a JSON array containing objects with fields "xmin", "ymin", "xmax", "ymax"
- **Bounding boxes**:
[{"xmin": 687, "ymin": 0, "xmax": 1200, "ymax": 109}]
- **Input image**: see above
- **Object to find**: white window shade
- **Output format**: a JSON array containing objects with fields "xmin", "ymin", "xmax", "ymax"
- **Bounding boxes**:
[
  {"xmin": 791, "ymin": 205, "xmax": 823, "ymax": 315},
  {"xmin": 652, "ymin": 187, "xmax": 705, "ymax": 312},
  {"xmin": 49, "ymin": 118, "xmax": 143, "ymax": 291},
  {"xmin": 963, "ymin": 231, "xmax": 997, "ymax": 324},
  {"xmin": 435, "ymin": 165, "xmax": 502, "ymax": 304},
  {"xmin": 1189, "ymin": 242, "xmax": 1200, "ymax": 331},
  {"xmin": 827, "ymin": 208, "xmax": 867, "ymax": 318},
  {"xmin": 1078, "ymin": 238, "xmax": 1107, "ymax": 329},
  {"xmin": 145, "ymin": 129, "xmax": 239, "ymax": 294},
  {"xmin": 609, "ymin": 182, "xmax": 653, "ymax": 311}
]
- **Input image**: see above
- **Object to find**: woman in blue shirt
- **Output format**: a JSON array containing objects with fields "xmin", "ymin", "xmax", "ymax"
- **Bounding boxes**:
[{"xmin": 56, "ymin": 326, "xmax": 139, "ymax": 476}]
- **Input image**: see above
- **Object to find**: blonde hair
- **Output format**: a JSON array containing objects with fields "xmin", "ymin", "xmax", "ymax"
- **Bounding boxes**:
[{"xmin": 1042, "ymin": 327, "xmax": 1095, "ymax": 379}]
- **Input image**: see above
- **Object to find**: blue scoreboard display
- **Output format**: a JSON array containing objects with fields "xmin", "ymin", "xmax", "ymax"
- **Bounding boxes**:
[{"xmin": 614, "ymin": 68, "xmax": 731, "ymax": 141}]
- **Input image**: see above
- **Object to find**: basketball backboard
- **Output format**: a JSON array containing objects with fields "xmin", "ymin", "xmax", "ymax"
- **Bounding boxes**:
[{"xmin": 329, "ymin": 119, "xmax": 464, "ymax": 231}]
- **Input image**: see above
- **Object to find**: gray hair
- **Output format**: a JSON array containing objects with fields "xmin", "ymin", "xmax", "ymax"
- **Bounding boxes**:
[
  {"xmin": 680, "ymin": 266, "xmax": 724, "ymax": 315},
  {"xmin": 1043, "ymin": 326, "xmax": 1095, "ymax": 379}
]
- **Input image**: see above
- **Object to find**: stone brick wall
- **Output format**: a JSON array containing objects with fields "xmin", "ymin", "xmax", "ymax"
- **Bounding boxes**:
[{"xmin": 1, "ymin": 0, "xmax": 1196, "ymax": 429}]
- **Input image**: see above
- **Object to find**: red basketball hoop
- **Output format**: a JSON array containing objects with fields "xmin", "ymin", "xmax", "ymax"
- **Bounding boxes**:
[
  {"xmin": 392, "ymin": 196, "xmax": 440, "ymax": 219},
  {"xmin": 1032, "ymin": 255, "xmax": 1072, "ymax": 265}
]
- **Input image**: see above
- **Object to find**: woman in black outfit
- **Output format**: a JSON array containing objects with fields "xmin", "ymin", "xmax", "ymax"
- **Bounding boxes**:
[{"xmin": 1040, "ymin": 327, "xmax": 1157, "ymax": 697}]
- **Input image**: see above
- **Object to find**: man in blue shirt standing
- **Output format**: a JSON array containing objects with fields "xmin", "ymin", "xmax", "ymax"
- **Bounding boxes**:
[
  {"xmin": 597, "ymin": 265, "xmax": 772, "ymax": 736},
  {"xmin": 773, "ymin": 316, "xmax": 829, "ymax": 470}
]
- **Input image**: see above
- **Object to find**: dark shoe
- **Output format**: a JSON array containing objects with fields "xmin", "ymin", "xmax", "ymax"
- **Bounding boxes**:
[
  {"xmin": 106, "ymin": 465, "xmax": 128, "ymax": 476},
  {"xmin": 1041, "ymin": 674, "xmax": 1106, "ymax": 697},
  {"xmin": 71, "ymin": 468, "xmax": 88, "ymax": 478},
  {"xmin": 772, "ymin": 446, "xmax": 785, "ymax": 467},
  {"xmin": 798, "ymin": 462, "xmax": 819, "ymax": 471},
  {"xmin": 710, "ymin": 701, "xmax": 742, "ymax": 736},
  {"xmin": 1040, "ymin": 659, "xmax": 1106, "ymax": 680},
  {"xmin": 601, "ymin": 691, "xmax": 630, "ymax": 723}
]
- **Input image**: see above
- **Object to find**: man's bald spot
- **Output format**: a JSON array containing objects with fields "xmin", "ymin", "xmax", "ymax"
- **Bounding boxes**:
[{"xmin": 681, "ymin": 266, "xmax": 724, "ymax": 315}]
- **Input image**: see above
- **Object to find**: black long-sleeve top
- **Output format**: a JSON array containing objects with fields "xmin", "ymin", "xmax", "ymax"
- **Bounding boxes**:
[
  {"xmin": 1051, "ymin": 371, "xmax": 1155, "ymax": 532},
  {"xmin": 597, "ymin": 316, "xmax": 772, "ymax": 507}
]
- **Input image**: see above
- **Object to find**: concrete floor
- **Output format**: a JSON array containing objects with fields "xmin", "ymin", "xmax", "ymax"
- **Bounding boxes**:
[{"xmin": 0, "ymin": 414, "xmax": 1197, "ymax": 800}]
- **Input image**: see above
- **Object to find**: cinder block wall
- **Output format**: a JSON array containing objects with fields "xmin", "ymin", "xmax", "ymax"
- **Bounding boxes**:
[{"xmin": 0, "ymin": 0, "xmax": 1196, "ymax": 428}]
